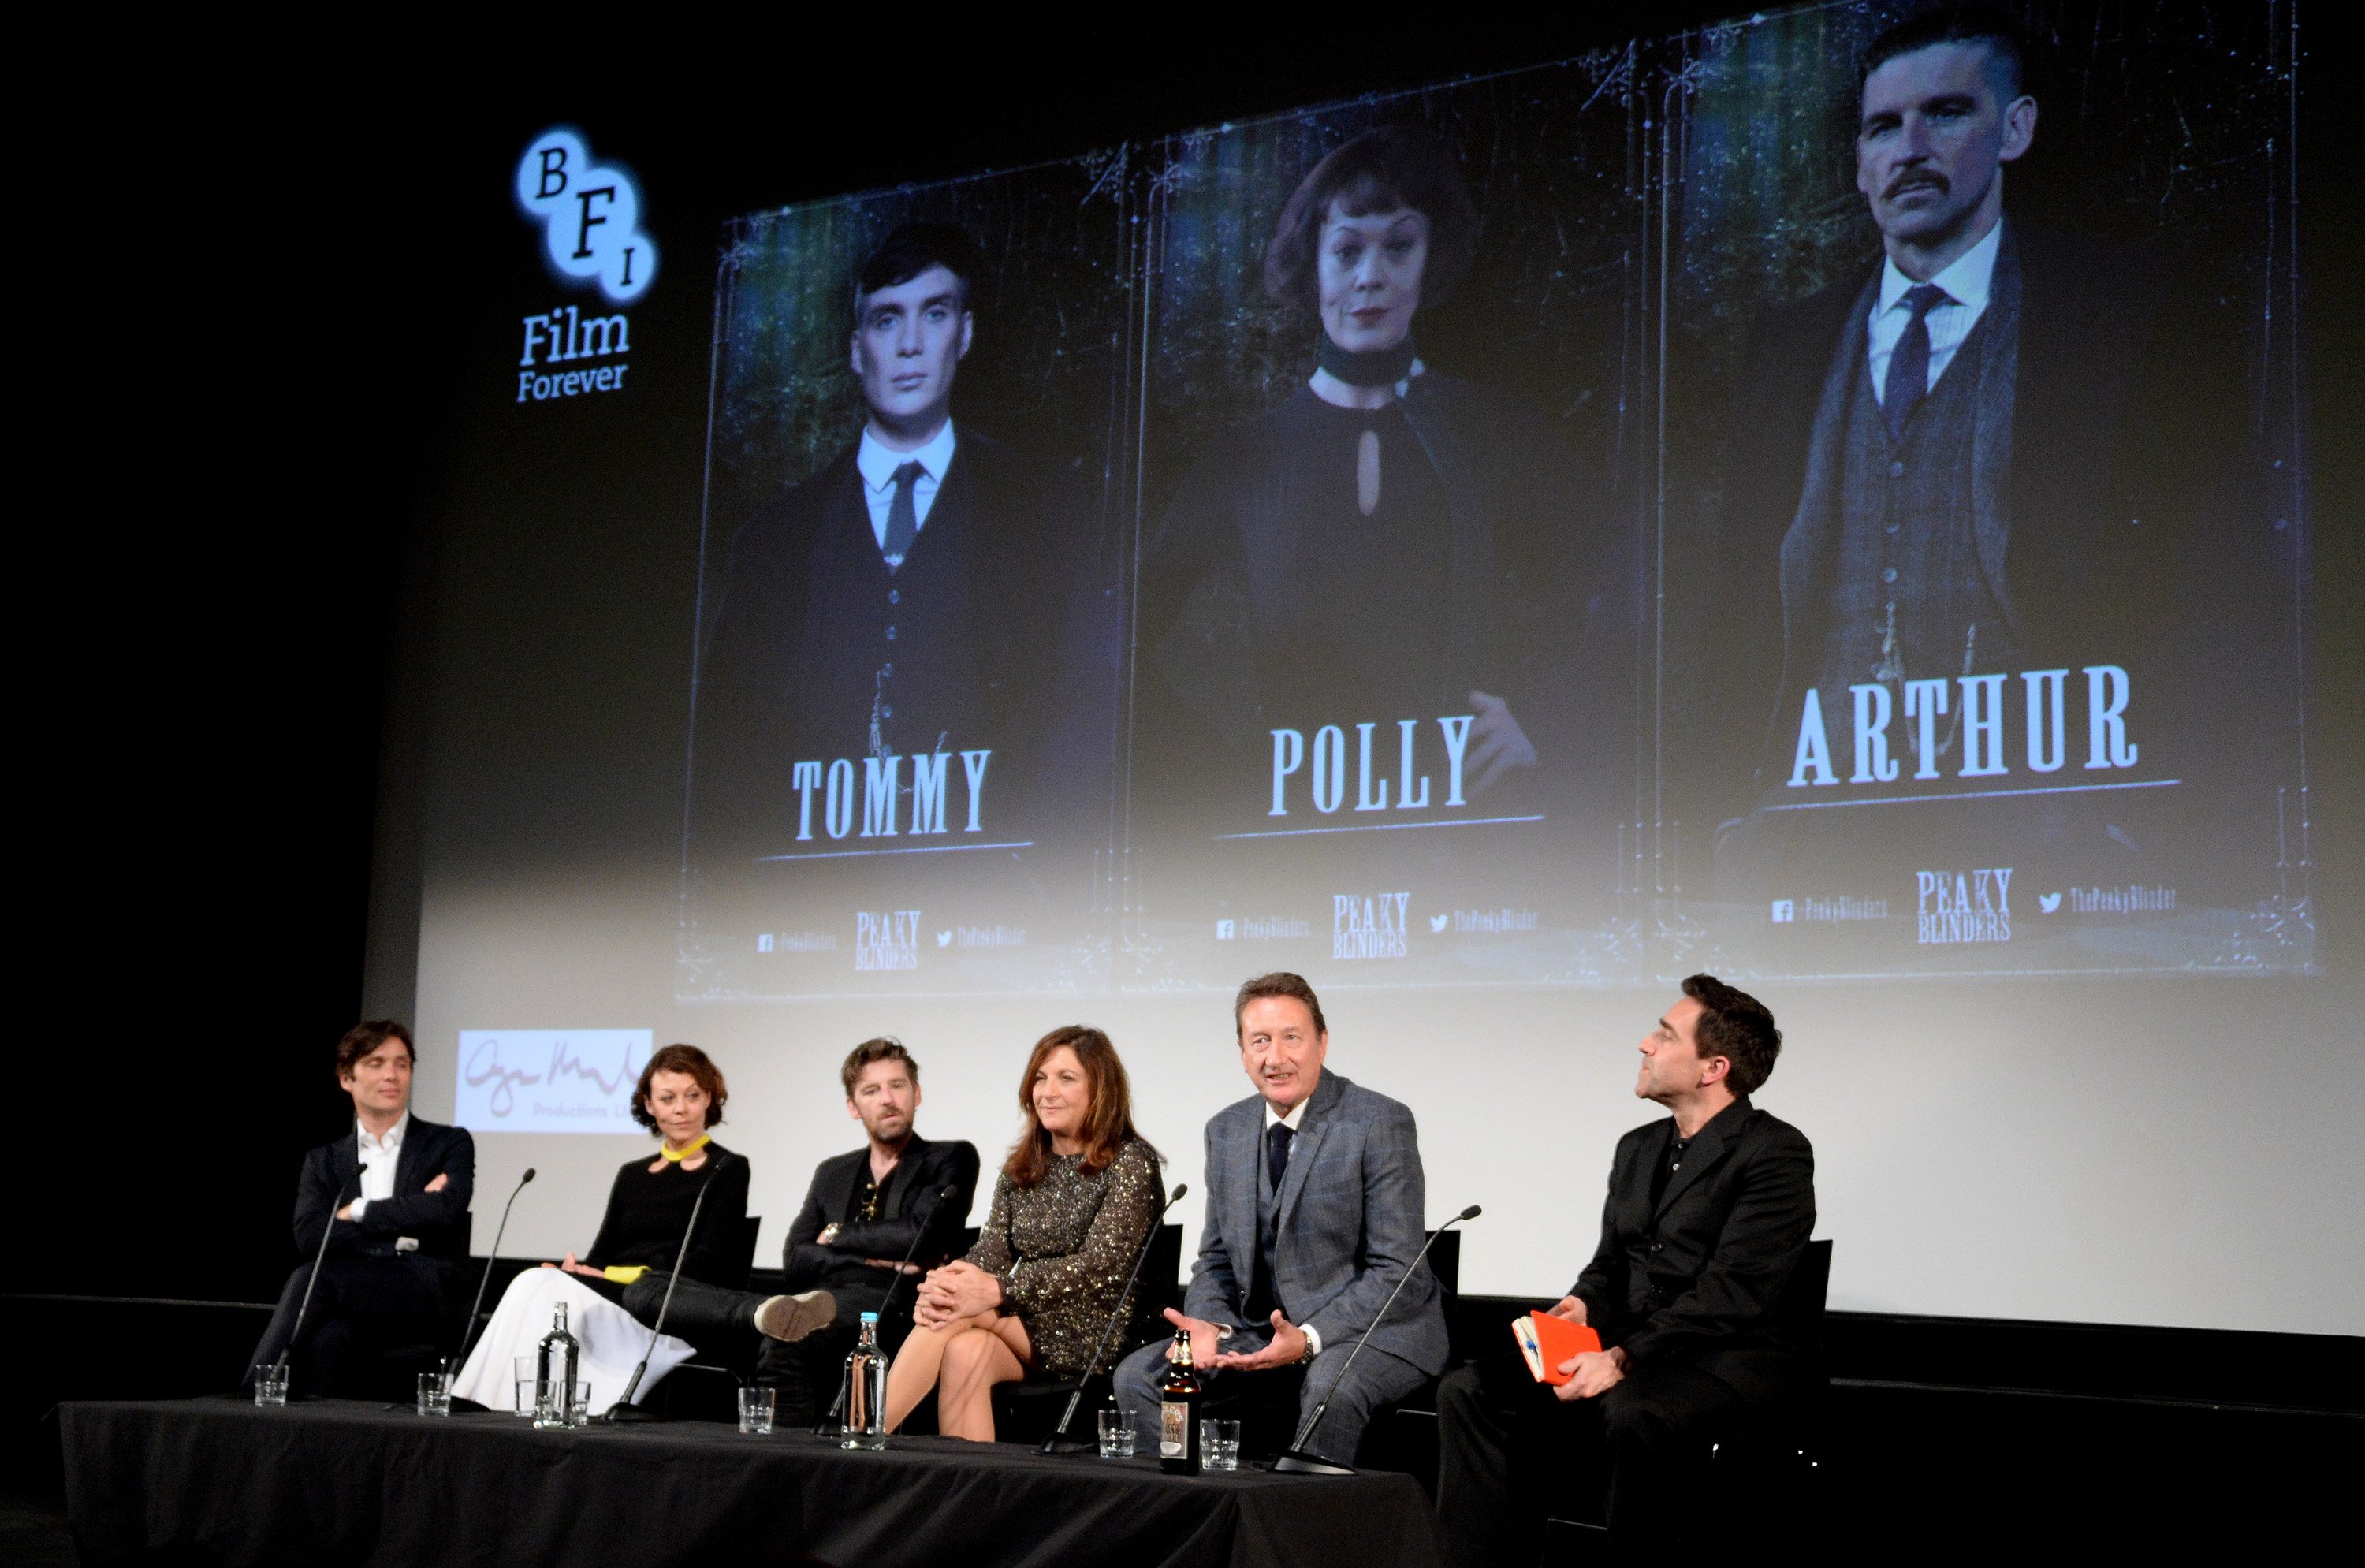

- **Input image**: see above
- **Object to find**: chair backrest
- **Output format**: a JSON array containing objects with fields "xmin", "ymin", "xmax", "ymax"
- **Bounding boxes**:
[
  {"xmin": 1144, "ymin": 1223, "xmax": 1185, "ymax": 1315},
  {"xmin": 723, "ymin": 1215, "xmax": 762, "ymax": 1289},
  {"xmin": 1423, "ymin": 1228, "xmax": 1462, "ymax": 1300},
  {"xmin": 1785, "ymin": 1238, "xmax": 1834, "ymax": 1362}
]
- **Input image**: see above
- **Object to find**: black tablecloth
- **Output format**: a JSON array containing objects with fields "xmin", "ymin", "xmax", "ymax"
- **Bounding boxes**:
[{"xmin": 61, "ymin": 1398, "xmax": 1447, "ymax": 1568}]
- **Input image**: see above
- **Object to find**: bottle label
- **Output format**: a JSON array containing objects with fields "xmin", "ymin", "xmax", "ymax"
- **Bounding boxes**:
[{"xmin": 1161, "ymin": 1399, "xmax": 1188, "ymax": 1458}]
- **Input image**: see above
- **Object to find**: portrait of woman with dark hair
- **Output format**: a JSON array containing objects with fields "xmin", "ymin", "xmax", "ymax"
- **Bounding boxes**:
[{"xmin": 1142, "ymin": 124, "xmax": 1630, "ymax": 836}]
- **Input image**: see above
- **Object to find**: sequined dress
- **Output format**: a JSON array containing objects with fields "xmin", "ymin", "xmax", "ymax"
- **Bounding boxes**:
[{"xmin": 966, "ymin": 1137, "xmax": 1164, "ymax": 1381}]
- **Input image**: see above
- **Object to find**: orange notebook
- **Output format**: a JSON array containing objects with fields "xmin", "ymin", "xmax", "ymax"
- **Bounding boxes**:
[{"xmin": 1510, "ymin": 1311, "xmax": 1602, "ymax": 1384}]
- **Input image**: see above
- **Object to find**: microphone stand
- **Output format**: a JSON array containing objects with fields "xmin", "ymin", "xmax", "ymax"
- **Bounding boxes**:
[
  {"xmin": 1271, "ymin": 1204, "xmax": 1480, "ymax": 1476},
  {"xmin": 815, "ymin": 1181, "xmax": 961, "ymax": 1436},
  {"xmin": 603, "ymin": 1151, "xmax": 734, "ymax": 1422},
  {"xmin": 1041, "ymin": 1182, "xmax": 1188, "ymax": 1454},
  {"xmin": 449, "ymin": 1167, "xmax": 536, "ymax": 1375},
  {"xmin": 270, "ymin": 1163, "xmax": 367, "ymax": 1391}
]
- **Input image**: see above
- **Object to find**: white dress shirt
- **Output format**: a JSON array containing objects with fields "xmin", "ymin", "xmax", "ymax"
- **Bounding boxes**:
[
  {"xmin": 1261, "ymin": 1093, "xmax": 1321, "ymax": 1354},
  {"xmin": 1866, "ymin": 218, "xmax": 2003, "ymax": 404},
  {"xmin": 855, "ymin": 419, "xmax": 958, "ymax": 568},
  {"xmin": 346, "ymin": 1111, "xmax": 408, "ymax": 1220}
]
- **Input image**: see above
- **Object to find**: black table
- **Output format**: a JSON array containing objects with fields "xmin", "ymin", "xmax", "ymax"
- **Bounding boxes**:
[{"xmin": 61, "ymin": 1397, "xmax": 1448, "ymax": 1568}]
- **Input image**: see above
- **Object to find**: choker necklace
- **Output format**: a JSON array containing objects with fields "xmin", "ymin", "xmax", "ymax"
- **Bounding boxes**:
[
  {"xmin": 660, "ymin": 1133, "xmax": 713, "ymax": 1163},
  {"xmin": 1317, "ymin": 334, "xmax": 1417, "ymax": 389}
]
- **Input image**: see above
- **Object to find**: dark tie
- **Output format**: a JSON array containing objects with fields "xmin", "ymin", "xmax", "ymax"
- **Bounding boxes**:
[
  {"xmin": 882, "ymin": 460, "xmax": 924, "ymax": 568},
  {"xmin": 1882, "ymin": 282, "xmax": 1950, "ymax": 444},
  {"xmin": 1266, "ymin": 1122, "xmax": 1294, "ymax": 1196}
]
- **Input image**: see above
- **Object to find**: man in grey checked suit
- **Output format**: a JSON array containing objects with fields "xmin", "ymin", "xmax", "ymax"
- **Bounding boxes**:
[{"xmin": 1115, "ymin": 971, "xmax": 1447, "ymax": 1462}]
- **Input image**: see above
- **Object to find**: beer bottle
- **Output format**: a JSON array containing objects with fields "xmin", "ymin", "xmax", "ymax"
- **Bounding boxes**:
[{"xmin": 1159, "ymin": 1324, "xmax": 1202, "ymax": 1474}]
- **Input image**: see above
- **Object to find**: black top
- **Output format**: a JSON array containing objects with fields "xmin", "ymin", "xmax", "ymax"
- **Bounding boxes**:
[
  {"xmin": 782, "ymin": 1134, "xmax": 981, "ymax": 1298},
  {"xmin": 292, "ymin": 1115, "xmax": 475, "ymax": 1263},
  {"xmin": 1570, "ymin": 1095, "xmax": 1816, "ymax": 1404},
  {"xmin": 1142, "ymin": 371, "xmax": 1631, "ymax": 828},
  {"xmin": 583, "ymin": 1142, "xmax": 751, "ymax": 1287}
]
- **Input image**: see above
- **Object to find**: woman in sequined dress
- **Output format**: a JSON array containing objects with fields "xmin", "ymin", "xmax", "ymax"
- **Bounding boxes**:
[{"xmin": 882, "ymin": 1025, "xmax": 1163, "ymax": 1440}]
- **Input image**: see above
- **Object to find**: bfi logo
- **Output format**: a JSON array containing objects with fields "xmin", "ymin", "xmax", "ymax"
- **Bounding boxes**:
[{"xmin": 513, "ymin": 128, "xmax": 650, "ymax": 404}]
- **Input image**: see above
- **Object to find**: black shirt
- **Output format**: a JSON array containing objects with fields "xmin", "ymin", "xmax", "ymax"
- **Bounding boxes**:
[{"xmin": 583, "ymin": 1142, "xmax": 751, "ymax": 1286}]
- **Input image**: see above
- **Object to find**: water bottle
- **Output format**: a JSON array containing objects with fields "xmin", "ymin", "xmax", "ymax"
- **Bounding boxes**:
[
  {"xmin": 839, "ymin": 1311, "xmax": 888, "ymax": 1450},
  {"xmin": 534, "ymin": 1302, "xmax": 580, "ymax": 1429}
]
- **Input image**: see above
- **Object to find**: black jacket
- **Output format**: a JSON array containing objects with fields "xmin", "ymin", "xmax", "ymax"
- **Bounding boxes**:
[
  {"xmin": 692, "ymin": 427, "xmax": 1115, "ymax": 857},
  {"xmin": 1571, "ymin": 1096, "xmax": 1815, "ymax": 1403},
  {"xmin": 292, "ymin": 1115, "xmax": 475, "ymax": 1263},
  {"xmin": 1708, "ymin": 222, "xmax": 2261, "ymax": 806},
  {"xmin": 781, "ymin": 1134, "xmax": 981, "ymax": 1294}
]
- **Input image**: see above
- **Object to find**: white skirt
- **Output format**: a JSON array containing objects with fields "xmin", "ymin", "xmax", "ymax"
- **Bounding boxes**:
[{"xmin": 450, "ymin": 1268, "xmax": 698, "ymax": 1414}]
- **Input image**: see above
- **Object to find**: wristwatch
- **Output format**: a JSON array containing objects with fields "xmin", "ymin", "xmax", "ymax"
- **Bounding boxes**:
[{"xmin": 818, "ymin": 1223, "xmax": 841, "ymax": 1245}]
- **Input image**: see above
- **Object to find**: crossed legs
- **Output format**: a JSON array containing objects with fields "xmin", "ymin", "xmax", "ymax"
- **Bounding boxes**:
[{"xmin": 883, "ymin": 1311, "xmax": 1034, "ymax": 1440}]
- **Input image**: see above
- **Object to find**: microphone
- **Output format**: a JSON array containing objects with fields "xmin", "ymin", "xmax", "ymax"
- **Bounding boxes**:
[
  {"xmin": 606, "ymin": 1150, "xmax": 736, "ymax": 1421},
  {"xmin": 1271, "ymin": 1202, "xmax": 1481, "ymax": 1476},
  {"xmin": 273, "ymin": 1164, "xmax": 370, "ymax": 1384},
  {"xmin": 449, "ymin": 1167, "xmax": 535, "ymax": 1373},
  {"xmin": 816, "ymin": 1180, "xmax": 963, "ymax": 1436},
  {"xmin": 1042, "ymin": 1181, "xmax": 1188, "ymax": 1454}
]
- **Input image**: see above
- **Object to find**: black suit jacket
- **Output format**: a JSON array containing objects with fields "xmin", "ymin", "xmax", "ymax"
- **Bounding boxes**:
[
  {"xmin": 1708, "ymin": 222, "xmax": 2261, "ymax": 803},
  {"xmin": 693, "ymin": 426, "xmax": 1115, "ymax": 857},
  {"xmin": 292, "ymin": 1115, "xmax": 475, "ymax": 1263},
  {"xmin": 1571, "ymin": 1096, "xmax": 1814, "ymax": 1403},
  {"xmin": 780, "ymin": 1134, "xmax": 981, "ymax": 1294}
]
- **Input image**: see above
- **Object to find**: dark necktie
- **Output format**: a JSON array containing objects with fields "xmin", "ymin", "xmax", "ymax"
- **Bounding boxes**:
[
  {"xmin": 1266, "ymin": 1121, "xmax": 1294, "ymax": 1197},
  {"xmin": 882, "ymin": 460, "xmax": 924, "ymax": 568},
  {"xmin": 1882, "ymin": 282, "xmax": 1950, "ymax": 444}
]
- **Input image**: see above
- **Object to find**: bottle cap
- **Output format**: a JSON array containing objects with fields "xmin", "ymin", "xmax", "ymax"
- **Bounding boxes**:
[{"xmin": 860, "ymin": 1311, "xmax": 881, "ymax": 1324}]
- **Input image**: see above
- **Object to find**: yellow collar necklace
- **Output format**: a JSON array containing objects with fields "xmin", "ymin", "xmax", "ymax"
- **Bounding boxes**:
[{"xmin": 659, "ymin": 1133, "xmax": 713, "ymax": 1163}]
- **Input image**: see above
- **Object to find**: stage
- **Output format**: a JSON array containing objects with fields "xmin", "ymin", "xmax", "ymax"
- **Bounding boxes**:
[{"xmin": 60, "ymin": 1397, "xmax": 1447, "ymax": 1567}]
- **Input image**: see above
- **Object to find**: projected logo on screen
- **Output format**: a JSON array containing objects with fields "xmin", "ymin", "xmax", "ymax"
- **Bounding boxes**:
[
  {"xmin": 455, "ymin": 1028, "xmax": 654, "ymax": 1133},
  {"xmin": 515, "ymin": 128, "xmax": 654, "ymax": 304}
]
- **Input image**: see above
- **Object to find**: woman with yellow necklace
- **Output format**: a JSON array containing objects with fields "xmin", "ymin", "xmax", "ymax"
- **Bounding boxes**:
[{"xmin": 452, "ymin": 1045, "xmax": 832, "ymax": 1413}]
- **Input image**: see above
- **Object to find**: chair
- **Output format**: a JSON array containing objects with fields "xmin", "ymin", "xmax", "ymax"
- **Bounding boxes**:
[
  {"xmin": 989, "ymin": 1223, "xmax": 1185, "ymax": 1444},
  {"xmin": 1540, "ymin": 1238, "xmax": 1836, "ymax": 1558},
  {"xmin": 642, "ymin": 1216, "xmax": 769, "ymax": 1420},
  {"xmin": 1212, "ymin": 1229, "xmax": 1464, "ymax": 1468}
]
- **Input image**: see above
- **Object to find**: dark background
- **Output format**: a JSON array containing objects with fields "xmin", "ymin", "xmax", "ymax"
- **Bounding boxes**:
[{"xmin": 12, "ymin": 5, "xmax": 2357, "ymax": 1555}]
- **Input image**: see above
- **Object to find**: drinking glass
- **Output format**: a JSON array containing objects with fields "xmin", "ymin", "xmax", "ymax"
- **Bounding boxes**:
[
  {"xmin": 738, "ymin": 1386, "xmax": 776, "ymax": 1435},
  {"xmin": 565, "ymin": 1381, "xmax": 594, "ymax": 1428},
  {"xmin": 416, "ymin": 1371, "xmax": 453, "ymax": 1417},
  {"xmin": 512, "ymin": 1356, "xmax": 539, "ymax": 1418},
  {"xmin": 1200, "ymin": 1417, "xmax": 1241, "ymax": 1472},
  {"xmin": 1097, "ymin": 1407, "xmax": 1136, "ymax": 1458},
  {"xmin": 251, "ymin": 1365, "xmax": 289, "ymax": 1407}
]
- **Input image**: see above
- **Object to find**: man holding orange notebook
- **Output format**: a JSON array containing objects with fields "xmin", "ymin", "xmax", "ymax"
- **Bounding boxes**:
[{"xmin": 1434, "ymin": 974, "xmax": 1816, "ymax": 1561}]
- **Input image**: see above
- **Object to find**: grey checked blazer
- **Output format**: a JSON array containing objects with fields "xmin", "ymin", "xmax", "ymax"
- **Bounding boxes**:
[{"xmin": 1182, "ymin": 1070, "xmax": 1448, "ymax": 1376}]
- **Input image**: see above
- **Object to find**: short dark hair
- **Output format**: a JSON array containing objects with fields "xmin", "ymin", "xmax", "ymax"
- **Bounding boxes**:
[
  {"xmin": 632, "ymin": 1043, "xmax": 728, "ymax": 1134},
  {"xmin": 1681, "ymin": 974, "xmax": 1782, "ymax": 1096},
  {"xmin": 1860, "ymin": 3, "xmax": 2028, "ymax": 104},
  {"xmin": 1263, "ymin": 125, "xmax": 1481, "ymax": 316},
  {"xmin": 855, "ymin": 222, "xmax": 983, "ymax": 316},
  {"xmin": 334, "ymin": 1020, "xmax": 413, "ymax": 1078},
  {"xmin": 841, "ymin": 1037, "xmax": 920, "ymax": 1099},
  {"xmin": 1233, "ymin": 971, "xmax": 1328, "ymax": 1041}
]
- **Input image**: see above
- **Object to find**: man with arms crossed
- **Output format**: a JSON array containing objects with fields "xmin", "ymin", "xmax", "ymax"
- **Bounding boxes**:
[
  {"xmin": 1115, "ymin": 972, "xmax": 1447, "ymax": 1463},
  {"xmin": 249, "ymin": 1021, "xmax": 475, "ymax": 1395},
  {"xmin": 1435, "ymin": 975, "xmax": 1815, "ymax": 1561},
  {"xmin": 766, "ymin": 1039, "xmax": 980, "ymax": 1424}
]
